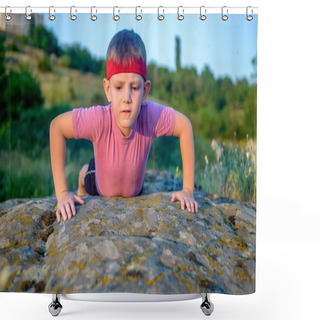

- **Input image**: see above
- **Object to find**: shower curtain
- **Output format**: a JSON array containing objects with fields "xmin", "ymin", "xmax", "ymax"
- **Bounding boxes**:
[{"xmin": 0, "ymin": 8, "xmax": 257, "ymax": 295}]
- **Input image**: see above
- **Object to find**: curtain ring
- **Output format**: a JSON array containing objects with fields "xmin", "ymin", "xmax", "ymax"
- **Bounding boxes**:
[
  {"xmin": 221, "ymin": 6, "xmax": 228, "ymax": 21},
  {"xmin": 135, "ymin": 6, "xmax": 142, "ymax": 21},
  {"xmin": 49, "ymin": 6, "xmax": 56, "ymax": 21},
  {"xmin": 200, "ymin": 6, "xmax": 207, "ymax": 21},
  {"xmin": 25, "ymin": 6, "xmax": 32, "ymax": 21},
  {"xmin": 113, "ymin": 6, "xmax": 120, "ymax": 21},
  {"xmin": 5, "ymin": 6, "xmax": 12, "ymax": 21},
  {"xmin": 177, "ymin": 6, "xmax": 184, "ymax": 21},
  {"xmin": 91, "ymin": 6, "xmax": 97, "ymax": 21},
  {"xmin": 246, "ymin": 6, "xmax": 253, "ymax": 21},
  {"xmin": 158, "ymin": 6, "xmax": 164, "ymax": 21},
  {"xmin": 70, "ymin": 6, "xmax": 77, "ymax": 21}
]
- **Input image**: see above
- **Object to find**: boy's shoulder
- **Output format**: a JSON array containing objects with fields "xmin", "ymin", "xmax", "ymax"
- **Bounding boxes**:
[
  {"xmin": 73, "ymin": 104, "xmax": 113, "ymax": 127},
  {"xmin": 78, "ymin": 104, "xmax": 112, "ymax": 117},
  {"xmin": 140, "ymin": 101, "xmax": 163, "ymax": 119},
  {"xmin": 140, "ymin": 101, "xmax": 174, "ymax": 124},
  {"xmin": 140, "ymin": 101, "xmax": 175, "ymax": 137},
  {"xmin": 142, "ymin": 101, "xmax": 170, "ymax": 112},
  {"xmin": 74, "ymin": 104, "xmax": 111, "ymax": 113}
]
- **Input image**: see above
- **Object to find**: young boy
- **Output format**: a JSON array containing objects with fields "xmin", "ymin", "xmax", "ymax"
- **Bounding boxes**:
[{"xmin": 50, "ymin": 29, "xmax": 198, "ymax": 223}]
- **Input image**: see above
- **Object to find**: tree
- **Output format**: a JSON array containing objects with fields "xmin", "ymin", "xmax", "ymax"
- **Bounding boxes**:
[
  {"xmin": 251, "ymin": 55, "xmax": 257, "ymax": 82},
  {"xmin": 0, "ymin": 34, "xmax": 8, "ymax": 122},
  {"xmin": 4, "ymin": 68, "xmax": 43, "ymax": 121},
  {"xmin": 0, "ymin": 34, "xmax": 43, "ymax": 122},
  {"xmin": 175, "ymin": 36, "xmax": 181, "ymax": 71},
  {"xmin": 29, "ymin": 25, "xmax": 61, "ymax": 56},
  {"xmin": 65, "ymin": 44, "xmax": 103, "ymax": 74}
]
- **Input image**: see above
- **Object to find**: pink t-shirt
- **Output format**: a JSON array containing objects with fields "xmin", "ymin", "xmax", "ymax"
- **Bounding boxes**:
[{"xmin": 72, "ymin": 101, "xmax": 175, "ymax": 197}]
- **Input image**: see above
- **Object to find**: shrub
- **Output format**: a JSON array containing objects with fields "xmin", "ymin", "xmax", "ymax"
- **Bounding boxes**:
[
  {"xmin": 2, "ymin": 67, "xmax": 43, "ymax": 121},
  {"xmin": 60, "ymin": 54, "xmax": 71, "ymax": 68},
  {"xmin": 38, "ymin": 55, "xmax": 52, "ymax": 72}
]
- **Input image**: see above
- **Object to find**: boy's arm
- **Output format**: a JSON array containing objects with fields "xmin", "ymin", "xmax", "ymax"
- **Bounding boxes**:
[
  {"xmin": 171, "ymin": 110, "xmax": 198, "ymax": 213},
  {"xmin": 50, "ymin": 111, "xmax": 84, "ymax": 222}
]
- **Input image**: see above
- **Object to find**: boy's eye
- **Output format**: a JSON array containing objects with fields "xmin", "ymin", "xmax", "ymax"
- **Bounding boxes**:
[{"xmin": 113, "ymin": 84, "xmax": 140, "ymax": 91}]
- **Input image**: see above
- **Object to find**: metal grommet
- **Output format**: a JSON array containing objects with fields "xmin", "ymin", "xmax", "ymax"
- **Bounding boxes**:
[
  {"xmin": 5, "ymin": 6, "xmax": 12, "ymax": 21},
  {"xmin": 25, "ymin": 6, "xmax": 32, "ymax": 21},
  {"xmin": 177, "ymin": 6, "xmax": 184, "ymax": 21},
  {"xmin": 158, "ymin": 6, "xmax": 164, "ymax": 21},
  {"xmin": 246, "ymin": 6, "xmax": 253, "ymax": 21},
  {"xmin": 49, "ymin": 6, "xmax": 56, "ymax": 21},
  {"xmin": 91, "ymin": 6, "xmax": 97, "ymax": 21},
  {"xmin": 70, "ymin": 6, "xmax": 77, "ymax": 21},
  {"xmin": 113, "ymin": 6, "xmax": 120, "ymax": 21},
  {"xmin": 221, "ymin": 6, "xmax": 228, "ymax": 21},
  {"xmin": 200, "ymin": 6, "xmax": 207, "ymax": 21},
  {"xmin": 135, "ymin": 6, "xmax": 142, "ymax": 21}
]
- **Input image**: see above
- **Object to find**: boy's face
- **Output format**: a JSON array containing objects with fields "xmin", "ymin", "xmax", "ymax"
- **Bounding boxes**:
[{"xmin": 103, "ymin": 73, "xmax": 151, "ymax": 137}]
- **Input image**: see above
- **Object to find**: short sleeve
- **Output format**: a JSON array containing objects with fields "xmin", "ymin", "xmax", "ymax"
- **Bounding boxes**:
[
  {"xmin": 72, "ymin": 106, "xmax": 107, "ymax": 142},
  {"xmin": 146, "ymin": 102, "xmax": 175, "ymax": 138}
]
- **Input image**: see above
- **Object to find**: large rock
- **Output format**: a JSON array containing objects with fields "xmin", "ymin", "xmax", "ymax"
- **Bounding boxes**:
[{"xmin": 0, "ymin": 172, "xmax": 255, "ymax": 295}]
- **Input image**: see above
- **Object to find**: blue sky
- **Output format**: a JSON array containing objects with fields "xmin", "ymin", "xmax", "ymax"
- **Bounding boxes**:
[{"xmin": 44, "ymin": 13, "xmax": 257, "ymax": 82}]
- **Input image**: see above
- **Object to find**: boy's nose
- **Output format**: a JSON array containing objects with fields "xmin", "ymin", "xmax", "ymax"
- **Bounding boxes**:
[{"xmin": 123, "ymin": 87, "xmax": 132, "ymax": 103}]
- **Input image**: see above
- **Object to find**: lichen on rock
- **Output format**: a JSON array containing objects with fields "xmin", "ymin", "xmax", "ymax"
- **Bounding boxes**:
[{"xmin": 0, "ymin": 172, "xmax": 255, "ymax": 294}]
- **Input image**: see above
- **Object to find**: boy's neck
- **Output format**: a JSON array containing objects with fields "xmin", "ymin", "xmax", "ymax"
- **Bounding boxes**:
[{"xmin": 119, "ymin": 128, "xmax": 132, "ymax": 137}]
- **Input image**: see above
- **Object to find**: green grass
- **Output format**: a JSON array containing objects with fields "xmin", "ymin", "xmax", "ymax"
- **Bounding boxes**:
[
  {"xmin": 0, "ymin": 144, "xmax": 93, "ymax": 201},
  {"xmin": 195, "ymin": 137, "xmax": 256, "ymax": 203},
  {"xmin": 0, "ymin": 150, "xmax": 52, "ymax": 200},
  {"xmin": 0, "ymin": 134, "xmax": 256, "ymax": 203}
]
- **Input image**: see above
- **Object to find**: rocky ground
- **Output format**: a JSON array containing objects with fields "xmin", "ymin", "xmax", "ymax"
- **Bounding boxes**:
[{"xmin": 0, "ymin": 171, "xmax": 255, "ymax": 294}]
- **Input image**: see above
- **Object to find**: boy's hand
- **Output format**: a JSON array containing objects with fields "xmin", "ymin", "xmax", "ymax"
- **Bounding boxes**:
[
  {"xmin": 56, "ymin": 191, "xmax": 84, "ymax": 223},
  {"xmin": 171, "ymin": 189, "xmax": 198, "ymax": 213}
]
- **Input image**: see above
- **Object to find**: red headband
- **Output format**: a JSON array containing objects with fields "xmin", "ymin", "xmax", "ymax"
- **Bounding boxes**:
[{"xmin": 106, "ymin": 58, "xmax": 147, "ymax": 81}]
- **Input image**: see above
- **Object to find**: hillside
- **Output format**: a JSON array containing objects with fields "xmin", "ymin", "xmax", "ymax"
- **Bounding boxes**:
[
  {"xmin": 4, "ymin": 31, "xmax": 166, "ymax": 110},
  {"xmin": 4, "ymin": 34, "xmax": 107, "ymax": 109}
]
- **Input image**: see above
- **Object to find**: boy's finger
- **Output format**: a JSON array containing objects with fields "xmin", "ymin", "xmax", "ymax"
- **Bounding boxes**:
[
  {"xmin": 180, "ymin": 198, "xmax": 186, "ymax": 210},
  {"xmin": 195, "ymin": 201, "xmax": 198, "ymax": 212},
  {"xmin": 70, "ymin": 201, "xmax": 76, "ymax": 217},
  {"xmin": 189, "ymin": 202, "xmax": 194, "ymax": 213},
  {"xmin": 190, "ymin": 201, "xmax": 194, "ymax": 213},
  {"xmin": 65, "ymin": 203, "xmax": 72, "ymax": 220},
  {"xmin": 171, "ymin": 193, "xmax": 179, "ymax": 202},
  {"xmin": 74, "ymin": 195, "xmax": 84, "ymax": 205},
  {"xmin": 56, "ymin": 210, "xmax": 61, "ymax": 223},
  {"xmin": 60, "ymin": 207, "xmax": 67, "ymax": 221},
  {"xmin": 186, "ymin": 200, "xmax": 191, "ymax": 212},
  {"xmin": 190, "ymin": 201, "xmax": 194, "ymax": 212}
]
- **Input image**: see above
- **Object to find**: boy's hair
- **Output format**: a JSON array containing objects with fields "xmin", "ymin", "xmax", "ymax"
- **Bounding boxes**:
[{"xmin": 107, "ymin": 29, "xmax": 147, "ymax": 66}]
